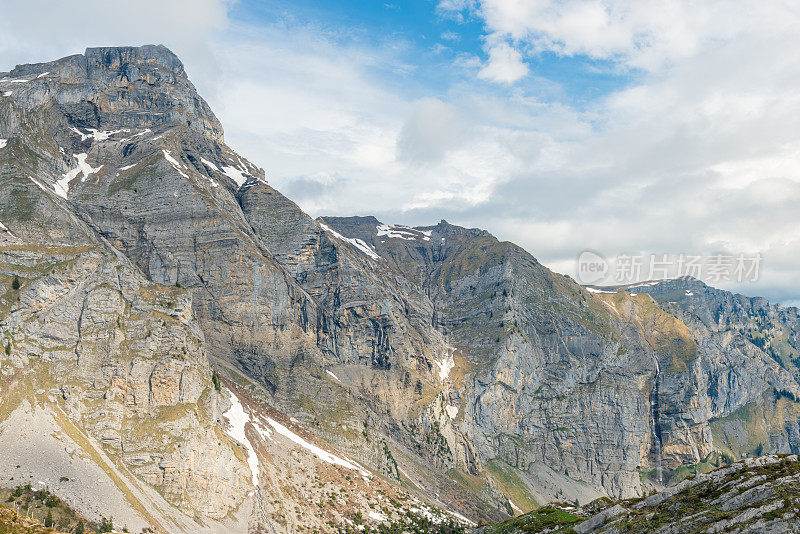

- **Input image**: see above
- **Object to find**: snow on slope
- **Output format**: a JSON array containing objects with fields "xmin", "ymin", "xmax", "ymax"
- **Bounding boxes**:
[
  {"xmin": 320, "ymin": 222, "xmax": 381, "ymax": 261},
  {"xmin": 223, "ymin": 389, "xmax": 260, "ymax": 486},
  {"xmin": 376, "ymin": 223, "xmax": 430, "ymax": 241},
  {"xmin": 264, "ymin": 416, "xmax": 370, "ymax": 477},
  {"xmin": 54, "ymin": 153, "xmax": 103, "ymax": 199}
]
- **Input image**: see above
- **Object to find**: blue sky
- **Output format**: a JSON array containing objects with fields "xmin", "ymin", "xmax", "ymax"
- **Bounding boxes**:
[
  {"xmin": 1, "ymin": 0, "xmax": 799, "ymax": 306},
  {"xmin": 230, "ymin": 0, "xmax": 634, "ymax": 107}
]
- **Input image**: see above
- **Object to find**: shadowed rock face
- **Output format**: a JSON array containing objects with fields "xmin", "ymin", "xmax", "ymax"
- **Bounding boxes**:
[{"xmin": 3, "ymin": 45, "xmax": 800, "ymax": 530}]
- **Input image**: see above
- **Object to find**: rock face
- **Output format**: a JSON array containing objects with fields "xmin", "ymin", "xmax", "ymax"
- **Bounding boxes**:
[
  {"xmin": 480, "ymin": 454, "xmax": 800, "ymax": 533},
  {"xmin": 319, "ymin": 217, "xmax": 800, "ymax": 502},
  {"xmin": 2, "ymin": 45, "xmax": 800, "ymax": 531},
  {"xmin": 5, "ymin": 45, "xmax": 223, "ymax": 141},
  {"xmin": 0, "ymin": 240, "xmax": 252, "ymax": 529}
]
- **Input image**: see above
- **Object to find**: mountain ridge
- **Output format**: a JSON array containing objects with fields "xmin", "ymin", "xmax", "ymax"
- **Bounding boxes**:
[{"xmin": 2, "ymin": 45, "xmax": 800, "ymax": 532}]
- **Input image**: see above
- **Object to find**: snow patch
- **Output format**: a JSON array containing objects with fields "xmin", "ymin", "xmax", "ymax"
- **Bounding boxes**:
[
  {"xmin": 586, "ymin": 287, "xmax": 615, "ymax": 294},
  {"xmin": 326, "ymin": 370, "xmax": 342, "ymax": 383},
  {"xmin": 368, "ymin": 510, "xmax": 387, "ymax": 522},
  {"xmin": 55, "ymin": 153, "xmax": 103, "ymax": 199},
  {"xmin": 320, "ymin": 223, "xmax": 381, "ymax": 261},
  {"xmin": 685, "ymin": 290, "xmax": 694, "ymax": 296},
  {"xmin": 628, "ymin": 281, "xmax": 661, "ymax": 289},
  {"xmin": 163, "ymin": 150, "xmax": 189, "ymax": 179},
  {"xmin": 119, "ymin": 129, "xmax": 152, "ymax": 142},
  {"xmin": 2, "ymin": 91, "xmax": 11, "ymax": 97},
  {"xmin": 0, "ymin": 139, "xmax": 6, "ymax": 149},
  {"xmin": 0, "ymin": 220, "xmax": 15, "ymax": 238},
  {"xmin": 70, "ymin": 127, "xmax": 129, "ymax": 142},
  {"xmin": 446, "ymin": 405, "xmax": 459, "ymax": 419},
  {"xmin": 28, "ymin": 175, "xmax": 49, "ymax": 194},
  {"xmin": 376, "ymin": 223, "xmax": 430, "ymax": 241},
  {"xmin": 199, "ymin": 158, "xmax": 220, "ymax": 187},
  {"xmin": 200, "ymin": 157, "xmax": 220, "ymax": 172},
  {"xmin": 223, "ymin": 389, "xmax": 260, "ymax": 486},
  {"xmin": 221, "ymin": 165, "xmax": 248, "ymax": 188},
  {"xmin": 36, "ymin": 72, "xmax": 50, "ymax": 79},
  {"xmin": 436, "ymin": 349, "xmax": 455, "ymax": 381},
  {"xmin": 252, "ymin": 420, "xmax": 275, "ymax": 443},
  {"xmin": 119, "ymin": 164, "xmax": 137, "ymax": 171},
  {"xmin": 264, "ymin": 417, "xmax": 370, "ymax": 476}
]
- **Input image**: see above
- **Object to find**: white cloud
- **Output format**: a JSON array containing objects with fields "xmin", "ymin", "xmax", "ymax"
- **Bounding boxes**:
[
  {"xmin": 0, "ymin": 0, "xmax": 228, "ymax": 81},
  {"xmin": 441, "ymin": 30, "xmax": 461, "ymax": 42},
  {"xmin": 397, "ymin": 98, "xmax": 466, "ymax": 164},
  {"xmin": 2, "ymin": 0, "xmax": 800, "ymax": 304},
  {"xmin": 422, "ymin": 0, "xmax": 800, "ymax": 303},
  {"xmin": 442, "ymin": 0, "xmax": 799, "ymax": 71},
  {"xmin": 477, "ymin": 41, "xmax": 528, "ymax": 84}
]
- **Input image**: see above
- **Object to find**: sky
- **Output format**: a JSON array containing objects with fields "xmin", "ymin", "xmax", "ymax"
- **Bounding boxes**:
[{"xmin": 1, "ymin": 0, "xmax": 799, "ymax": 306}]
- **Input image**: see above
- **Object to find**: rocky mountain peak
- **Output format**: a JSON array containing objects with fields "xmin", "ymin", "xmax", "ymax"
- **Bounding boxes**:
[
  {"xmin": 0, "ymin": 44, "xmax": 223, "ymax": 142},
  {"xmin": 84, "ymin": 44, "xmax": 186, "ymax": 78}
]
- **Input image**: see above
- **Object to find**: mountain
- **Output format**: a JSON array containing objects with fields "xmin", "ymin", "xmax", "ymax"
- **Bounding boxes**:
[
  {"xmin": 479, "ymin": 454, "xmax": 800, "ymax": 533},
  {"xmin": 1, "ymin": 45, "xmax": 800, "ymax": 532}
]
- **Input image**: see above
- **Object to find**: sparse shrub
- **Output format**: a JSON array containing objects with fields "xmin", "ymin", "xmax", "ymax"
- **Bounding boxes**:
[
  {"xmin": 11, "ymin": 276, "xmax": 20, "ymax": 291},
  {"xmin": 99, "ymin": 516, "xmax": 114, "ymax": 532}
]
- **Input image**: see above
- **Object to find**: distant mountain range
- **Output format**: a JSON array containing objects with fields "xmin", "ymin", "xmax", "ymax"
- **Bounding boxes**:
[{"xmin": 1, "ymin": 45, "xmax": 799, "ymax": 533}]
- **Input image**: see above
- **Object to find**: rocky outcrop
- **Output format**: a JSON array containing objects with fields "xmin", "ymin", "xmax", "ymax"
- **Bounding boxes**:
[
  {"xmin": 0, "ymin": 80, "xmax": 252, "ymax": 529},
  {"xmin": 3, "ymin": 45, "xmax": 223, "ymax": 142},
  {"xmin": 0, "ymin": 238, "xmax": 251, "ymax": 524},
  {"xmin": 480, "ymin": 454, "xmax": 800, "ymax": 533}
]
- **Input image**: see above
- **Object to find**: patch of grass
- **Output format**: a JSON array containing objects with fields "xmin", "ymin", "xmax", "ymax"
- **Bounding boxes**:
[
  {"xmin": 485, "ymin": 459, "xmax": 539, "ymax": 513},
  {"xmin": 481, "ymin": 505, "xmax": 583, "ymax": 534}
]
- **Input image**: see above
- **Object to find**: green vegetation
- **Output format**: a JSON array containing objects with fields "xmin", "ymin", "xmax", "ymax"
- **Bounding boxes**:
[
  {"xmin": 483, "ymin": 456, "xmax": 800, "ymax": 533},
  {"xmin": 485, "ymin": 459, "xmax": 539, "ymax": 513},
  {"xmin": 97, "ymin": 517, "xmax": 113, "ymax": 533},
  {"xmin": 337, "ymin": 508, "xmax": 466, "ymax": 534},
  {"xmin": 4, "ymin": 188, "xmax": 36, "ymax": 222},
  {"xmin": 479, "ymin": 505, "xmax": 583, "ymax": 534},
  {"xmin": 665, "ymin": 451, "xmax": 731, "ymax": 485},
  {"xmin": 381, "ymin": 440, "xmax": 400, "ymax": 480},
  {"xmin": 0, "ymin": 484, "xmax": 95, "ymax": 533}
]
